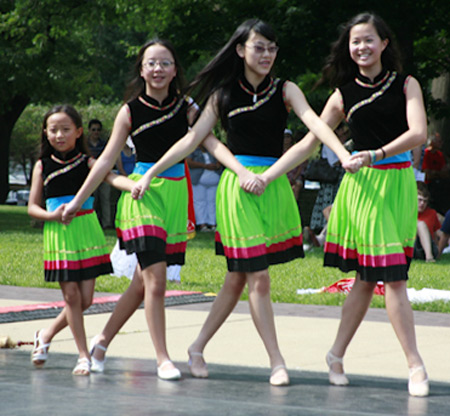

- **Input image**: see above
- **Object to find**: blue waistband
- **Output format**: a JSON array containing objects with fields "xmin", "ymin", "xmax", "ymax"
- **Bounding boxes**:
[
  {"xmin": 352, "ymin": 151, "xmax": 411, "ymax": 165},
  {"xmin": 235, "ymin": 155, "xmax": 278, "ymax": 166},
  {"xmin": 133, "ymin": 162, "xmax": 185, "ymax": 178},
  {"xmin": 46, "ymin": 196, "xmax": 94, "ymax": 212}
]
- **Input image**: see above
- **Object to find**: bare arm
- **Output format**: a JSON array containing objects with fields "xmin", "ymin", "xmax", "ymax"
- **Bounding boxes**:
[
  {"xmin": 286, "ymin": 82, "xmax": 350, "ymax": 162},
  {"xmin": 262, "ymin": 89, "xmax": 346, "ymax": 184},
  {"xmin": 28, "ymin": 161, "xmax": 65, "ymax": 222},
  {"xmin": 62, "ymin": 105, "xmax": 130, "ymax": 222}
]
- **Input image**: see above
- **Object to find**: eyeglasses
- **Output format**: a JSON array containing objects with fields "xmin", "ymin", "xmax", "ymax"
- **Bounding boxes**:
[
  {"xmin": 143, "ymin": 59, "xmax": 174, "ymax": 69},
  {"xmin": 245, "ymin": 44, "xmax": 279, "ymax": 54}
]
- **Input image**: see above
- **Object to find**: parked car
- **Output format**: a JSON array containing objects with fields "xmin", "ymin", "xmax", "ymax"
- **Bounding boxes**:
[
  {"xmin": 6, "ymin": 191, "xmax": 17, "ymax": 205},
  {"xmin": 17, "ymin": 190, "xmax": 30, "ymax": 206},
  {"xmin": 5, "ymin": 189, "xmax": 30, "ymax": 205}
]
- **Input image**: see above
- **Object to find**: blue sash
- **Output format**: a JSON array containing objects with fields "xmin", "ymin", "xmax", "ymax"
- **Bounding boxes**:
[
  {"xmin": 133, "ymin": 162, "xmax": 185, "ymax": 178},
  {"xmin": 235, "ymin": 155, "xmax": 278, "ymax": 166},
  {"xmin": 46, "ymin": 196, "xmax": 94, "ymax": 212}
]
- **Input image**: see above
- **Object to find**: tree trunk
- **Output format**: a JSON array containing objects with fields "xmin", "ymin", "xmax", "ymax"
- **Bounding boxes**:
[{"xmin": 0, "ymin": 95, "xmax": 30, "ymax": 203}]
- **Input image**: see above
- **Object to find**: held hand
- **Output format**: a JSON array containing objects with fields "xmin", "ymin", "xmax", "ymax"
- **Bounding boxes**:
[
  {"xmin": 239, "ymin": 172, "xmax": 266, "ymax": 196},
  {"xmin": 131, "ymin": 176, "xmax": 151, "ymax": 200},
  {"xmin": 51, "ymin": 204, "xmax": 67, "ymax": 224},
  {"xmin": 61, "ymin": 201, "xmax": 79, "ymax": 225},
  {"xmin": 342, "ymin": 152, "xmax": 369, "ymax": 173}
]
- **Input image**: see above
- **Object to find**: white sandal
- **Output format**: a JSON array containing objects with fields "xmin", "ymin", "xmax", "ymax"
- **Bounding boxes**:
[
  {"xmin": 72, "ymin": 357, "xmax": 91, "ymax": 376},
  {"xmin": 157, "ymin": 360, "xmax": 181, "ymax": 380},
  {"xmin": 31, "ymin": 330, "xmax": 50, "ymax": 367},
  {"xmin": 326, "ymin": 351, "xmax": 349, "ymax": 386},
  {"xmin": 89, "ymin": 335, "xmax": 107, "ymax": 373}
]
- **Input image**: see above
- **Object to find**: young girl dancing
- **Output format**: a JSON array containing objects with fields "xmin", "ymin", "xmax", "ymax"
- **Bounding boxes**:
[
  {"xmin": 28, "ymin": 105, "xmax": 133, "ymax": 376},
  {"xmin": 131, "ymin": 19, "xmax": 356, "ymax": 386},
  {"xmin": 61, "ymin": 39, "xmax": 250, "ymax": 379},
  {"xmin": 260, "ymin": 13, "xmax": 429, "ymax": 396}
]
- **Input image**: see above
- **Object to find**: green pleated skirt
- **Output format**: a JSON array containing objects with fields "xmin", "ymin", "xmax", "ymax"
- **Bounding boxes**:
[
  {"xmin": 115, "ymin": 173, "xmax": 188, "ymax": 266},
  {"xmin": 324, "ymin": 162, "xmax": 417, "ymax": 282},
  {"xmin": 215, "ymin": 166, "xmax": 304, "ymax": 272},
  {"xmin": 43, "ymin": 210, "xmax": 112, "ymax": 282}
]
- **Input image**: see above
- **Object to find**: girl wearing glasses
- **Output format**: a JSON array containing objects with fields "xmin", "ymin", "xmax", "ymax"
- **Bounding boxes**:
[
  {"xmin": 131, "ymin": 19, "xmax": 357, "ymax": 385},
  {"xmin": 62, "ymin": 39, "xmax": 252, "ymax": 380}
]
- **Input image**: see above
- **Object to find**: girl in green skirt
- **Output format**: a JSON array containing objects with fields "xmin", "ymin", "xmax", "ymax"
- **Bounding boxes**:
[
  {"xmin": 262, "ymin": 13, "xmax": 429, "ymax": 396},
  {"xmin": 28, "ymin": 105, "xmax": 133, "ymax": 376}
]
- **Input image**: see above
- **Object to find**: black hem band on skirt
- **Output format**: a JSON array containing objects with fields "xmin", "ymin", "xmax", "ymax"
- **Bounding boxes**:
[
  {"xmin": 216, "ymin": 243, "xmax": 304, "ymax": 273},
  {"xmin": 324, "ymin": 253, "xmax": 410, "ymax": 282},
  {"xmin": 44, "ymin": 263, "xmax": 113, "ymax": 282}
]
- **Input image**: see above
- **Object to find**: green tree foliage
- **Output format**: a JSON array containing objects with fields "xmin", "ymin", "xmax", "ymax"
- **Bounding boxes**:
[
  {"xmin": 0, "ymin": 0, "xmax": 136, "ymax": 200},
  {"xmin": 2, "ymin": 0, "xmax": 450, "ymax": 202}
]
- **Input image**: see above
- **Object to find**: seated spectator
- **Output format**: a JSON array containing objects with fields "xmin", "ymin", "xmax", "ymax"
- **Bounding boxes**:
[
  {"xmin": 303, "ymin": 204, "xmax": 333, "ymax": 250},
  {"xmin": 438, "ymin": 209, "xmax": 450, "ymax": 258},
  {"xmin": 414, "ymin": 182, "xmax": 441, "ymax": 262}
]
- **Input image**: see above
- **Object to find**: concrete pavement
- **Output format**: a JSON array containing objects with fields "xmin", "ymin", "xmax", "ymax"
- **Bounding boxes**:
[{"xmin": 1, "ymin": 285, "xmax": 449, "ymax": 415}]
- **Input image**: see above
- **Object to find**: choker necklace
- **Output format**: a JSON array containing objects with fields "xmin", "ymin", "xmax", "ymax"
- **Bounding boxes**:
[
  {"xmin": 139, "ymin": 95, "xmax": 177, "ymax": 111},
  {"xmin": 239, "ymin": 78, "xmax": 273, "ymax": 103},
  {"xmin": 51, "ymin": 152, "xmax": 82, "ymax": 164}
]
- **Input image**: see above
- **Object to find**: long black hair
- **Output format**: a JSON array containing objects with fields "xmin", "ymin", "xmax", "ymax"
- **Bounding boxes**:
[
  {"xmin": 39, "ymin": 104, "xmax": 88, "ymax": 158},
  {"xmin": 188, "ymin": 18, "xmax": 277, "ymax": 129},
  {"xmin": 321, "ymin": 12, "xmax": 403, "ymax": 88},
  {"xmin": 123, "ymin": 38, "xmax": 186, "ymax": 103}
]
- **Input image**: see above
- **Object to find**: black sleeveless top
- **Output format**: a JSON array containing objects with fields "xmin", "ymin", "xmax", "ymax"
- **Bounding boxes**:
[
  {"xmin": 128, "ymin": 93, "xmax": 191, "ymax": 163},
  {"xmin": 226, "ymin": 76, "xmax": 288, "ymax": 158},
  {"xmin": 41, "ymin": 150, "xmax": 90, "ymax": 200},
  {"xmin": 339, "ymin": 69, "xmax": 409, "ymax": 151}
]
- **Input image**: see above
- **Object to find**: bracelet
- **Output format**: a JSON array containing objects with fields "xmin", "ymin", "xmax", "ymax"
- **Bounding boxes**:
[
  {"xmin": 380, "ymin": 147, "xmax": 386, "ymax": 160},
  {"xmin": 369, "ymin": 150, "xmax": 377, "ymax": 165}
]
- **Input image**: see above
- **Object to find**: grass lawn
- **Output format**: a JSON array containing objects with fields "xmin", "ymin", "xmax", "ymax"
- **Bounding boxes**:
[{"xmin": 1, "ymin": 205, "xmax": 449, "ymax": 313}]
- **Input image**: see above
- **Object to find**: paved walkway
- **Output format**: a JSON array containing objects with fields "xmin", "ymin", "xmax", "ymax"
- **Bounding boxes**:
[{"xmin": 1, "ymin": 285, "xmax": 449, "ymax": 415}]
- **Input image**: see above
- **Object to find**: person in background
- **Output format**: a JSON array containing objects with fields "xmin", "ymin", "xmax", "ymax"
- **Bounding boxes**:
[
  {"xmin": 87, "ymin": 119, "xmax": 113, "ymax": 229},
  {"xmin": 309, "ymin": 123, "xmax": 348, "ymax": 233},
  {"xmin": 116, "ymin": 138, "xmax": 136, "ymax": 176},
  {"xmin": 186, "ymin": 145, "xmax": 222, "ymax": 231},
  {"xmin": 437, "ymin": 209, "xmax": 450, "ymax": 257},
  {"xmin": 283, "ymin": 129, "xmax": 304, "ymax": 200},
  {"xmin": 414, "ymin": 181, "xmax": 441, "ymax": 262},
  {"xmin": 422, "ymin": 132, "xmax": 450, "ymax": 214}
]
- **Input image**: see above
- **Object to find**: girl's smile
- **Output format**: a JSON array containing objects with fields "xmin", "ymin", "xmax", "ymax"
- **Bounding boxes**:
[
  {"xmin": 349, "ymin": 23, "xmax": 388, "ymax": 79},
  {"xmin": 140, "ymin": 44, "xmax": 177, "ymax": 99},
  {"xmin": 237, "ymin": 31, "xmax": 277, "ymax": 88}
]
